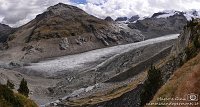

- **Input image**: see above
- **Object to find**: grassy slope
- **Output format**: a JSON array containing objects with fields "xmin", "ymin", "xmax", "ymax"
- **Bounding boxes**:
[
  {"xmin": 149, "ymin": 52, "xmax": 200, "ymax": 107},
  {"xmin": 0, "ymin": 94, "xmax": 38, "ymax": 107},
  {"xmin": 15, "ymin": 93, "xmax": 38, "ymax": 107}
]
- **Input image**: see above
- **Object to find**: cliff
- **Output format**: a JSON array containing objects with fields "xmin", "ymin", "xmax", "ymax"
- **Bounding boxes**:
[{"xmin": 148, "ymin": 18, "xmax": 200, "ymax": 107}]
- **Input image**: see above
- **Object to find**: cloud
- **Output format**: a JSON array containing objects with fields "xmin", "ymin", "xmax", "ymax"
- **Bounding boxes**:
[
  {"xmin": 1, "ymin": 0, "xmax": 200, "ymax": 27},
  {"xmin": 0, "ymin": 0, "xmax": 71, "ymax": 27},
  {"xmin": 80, "ymin": 0, "xmax": 200, "ymax": 20}
]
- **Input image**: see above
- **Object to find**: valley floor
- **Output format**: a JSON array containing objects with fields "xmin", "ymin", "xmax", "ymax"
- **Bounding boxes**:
[{"xmin": 0, "ymin": 34, "xmax": 179, "ymax": 106}]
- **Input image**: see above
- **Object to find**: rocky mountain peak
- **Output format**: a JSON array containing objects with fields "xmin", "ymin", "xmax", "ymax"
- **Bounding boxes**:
[
  {"xmin": 0, "ymin": 23, "xmax": 10, "ymax": 29},
  {"xmin": 115, "ymin": 17, "xmax": 128, "ymax": 21},
  {"xmin": 15, "ymin": 3, "xmax": 112, "ymax": 43},
  {"xmin": 46, "ymin": 3, "xmax": 87, "ymax": 15},
  {"xmin": 190, "ymin": 10, "xmax": 198, "ymax": 16},
  {"xmin": 150, "ymin": 10, "xmax": 200, "ymax": 20},
  {"xmin": 129, "ymin": 15, "xmax": 140, "ymax": 22},
  {"xmin": 104, "ymin": 16, "xmax": 114, "ymax": 21},
  {"xmin": 36, "ymin": 3, "xmax": 87, "ymax": 20},
  {"xmin": 0, "ymin": 23, "xmax": 14, "ymax": 43}
]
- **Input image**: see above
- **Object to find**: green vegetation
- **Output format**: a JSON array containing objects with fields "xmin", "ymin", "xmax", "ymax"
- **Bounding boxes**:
[
  {"xmin": 186, "ymin": 18, "xmax": 198, "ymax": 29},
  {"xmin": 185, "ymin": 45, "xmax": 198, "ymax": 60},
  {"xmin": 15, "ymin": 93, "xmax": 38, "ymax": 107},
  {"xmin": 151, "ymin": 52, "xmax": 200, "ymax": 107},
  {"xmin": 7, "ymin": 80, "xmax": 15, "ymax": 89},
  {"xmin": 0, "ymin": 84, "xmax": 22, "ymax": 107},
  {"xmin": 184, "ymin": 32, "xmax": 200, "ymax": 62},
  {"xmin": 0, "ymin": 79, "xmax": 37, "ymax": 107},
  {"xmin": 140, "ymin": 65, "xmax": 163, "ymax": 106},
  {"xmin": 184, "ymin": 19, "xmax": 200, "ymax": 60},
  {"xmin": 18, "ymin": 78, "xmax": 29, "ymax": 97},
  {"xmin": 193, "ymin": 35, "xmax": 200, "ymax": 48}
]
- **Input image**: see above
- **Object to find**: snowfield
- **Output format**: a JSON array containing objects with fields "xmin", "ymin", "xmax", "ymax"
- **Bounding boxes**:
[{"xmin": 25, "ymin": 34, "xmax": 179, "ymax": 74}]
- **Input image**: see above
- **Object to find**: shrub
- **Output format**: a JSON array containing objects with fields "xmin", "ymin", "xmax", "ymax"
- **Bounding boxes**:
[
  {"xmin": 7, "ymin": 80, "xmax": 15, "ymax": 89},
  {"xmin": 185, "ymin": 45, "xmax": 197, "ymax": 60},
  {"xmin": 193, "ymin": 35, "xmax": 200, "ymax": 48}
]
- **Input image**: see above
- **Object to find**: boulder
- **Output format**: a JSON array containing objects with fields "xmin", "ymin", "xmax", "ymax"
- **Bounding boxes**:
[{"xmin": 59, "ymin": 38, "xmax": 69, "ymax": 50}]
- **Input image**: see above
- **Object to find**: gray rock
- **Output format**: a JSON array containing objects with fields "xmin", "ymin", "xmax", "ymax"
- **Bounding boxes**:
[
  {"xmin": 115, "ymin": 17, "xmax": 128, "ymax": 21},
  {"xmin": 75, "ymin": 39, "xmax": 82, "ymax": 45},
  {"xmin": 9, "ymin": 61, "xmax": 23, "ymax": 68},
  {"xmin": 104, "ymin": 16, "xmax": 114, "ymax": 22},
  {"xmin": 101, "ymin": 38, "xmax": 109, "ymax": 46},
  {"xmin": 22, "ymin": 45, "xmax": 34, "ymax": 51},
  {"xmin": 0, "ymin": 23, "xmax": 15, "ymax": 43},
  {"xmin": 128, "ymin": 13, "xmax": 187, "ymax": 39},
  {"xmin": 59, "ymin": 37, "xmax": 69, "ymax": 50},
  {"xmin": 129, "ymin": 15, "xmax": 140, "ymax": 22}
]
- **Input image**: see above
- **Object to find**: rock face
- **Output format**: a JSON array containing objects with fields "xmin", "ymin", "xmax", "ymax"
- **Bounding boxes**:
[
  {"xmin": 104, "ymin": 16, "xmax": 114, "ymax": 21},
  {"xmin": 0, "ymin": 23, "xmax": 14, "ymax": 43},
  {"xmin": 3, "ymin": 3, "xmax": 142, "ymax": 62},
  {"xmin": 127, "ymin": 10, "xmax": 200, "ymax": 39},
  {"xmin": 151, "ymin": 12, "xmax": 169, "ymax": 18},
  {"xmin": 128, "ymin": 12, "xmax": 187, "ymax": 39},
  {"xmin": 128, "ymin": 15, "xmax": 140, "ymax": 22},
  {"xmin": 59, "ymin": 37, "xmax": 69, "ymax": 50},
  {"xmin": 115, "ymin": 17, "xmax": 128, "ymax": 21}
]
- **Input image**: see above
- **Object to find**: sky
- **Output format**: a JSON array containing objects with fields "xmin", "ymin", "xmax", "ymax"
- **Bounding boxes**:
[{"xmin": 1, "ymin": 0, "xmax": 200, "ymax": 27}]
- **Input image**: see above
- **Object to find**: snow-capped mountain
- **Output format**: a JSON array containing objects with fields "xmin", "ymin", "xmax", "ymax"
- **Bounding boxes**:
[
  {"xmin": 114, "ymin": 15, "xmax": 141, "ymax": 23},
  {"xmin": 115, "ymin": 10, "xmax": 200, "ymax": 24},
  {"xmin": 152, "ymin": 10, "xmax": 200, "ymax": 20}
]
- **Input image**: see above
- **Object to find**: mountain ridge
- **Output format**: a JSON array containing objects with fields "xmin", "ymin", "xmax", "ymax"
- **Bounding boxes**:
[
  {"xmin": 1, "ymin": 3, "xmax": 143, "ymax": 62},
  {"xmin": 0, "ymin": 23, "xmax": 15, "ymax": 43}
]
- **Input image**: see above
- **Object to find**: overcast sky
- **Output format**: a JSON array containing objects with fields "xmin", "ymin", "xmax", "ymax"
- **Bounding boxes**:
[{"xmin": 1, "ymin": 0, "xmax": 200, "ymax": 27}]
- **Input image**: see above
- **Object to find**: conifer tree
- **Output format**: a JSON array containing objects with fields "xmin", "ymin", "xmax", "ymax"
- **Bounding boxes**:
[
  {"xmin": 18, "ymin": 78, "xmax": 29, "ymax": 97},
  {"xmin": 140, "ymin": 65, "xmax": 162, "ymax": 106}
]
